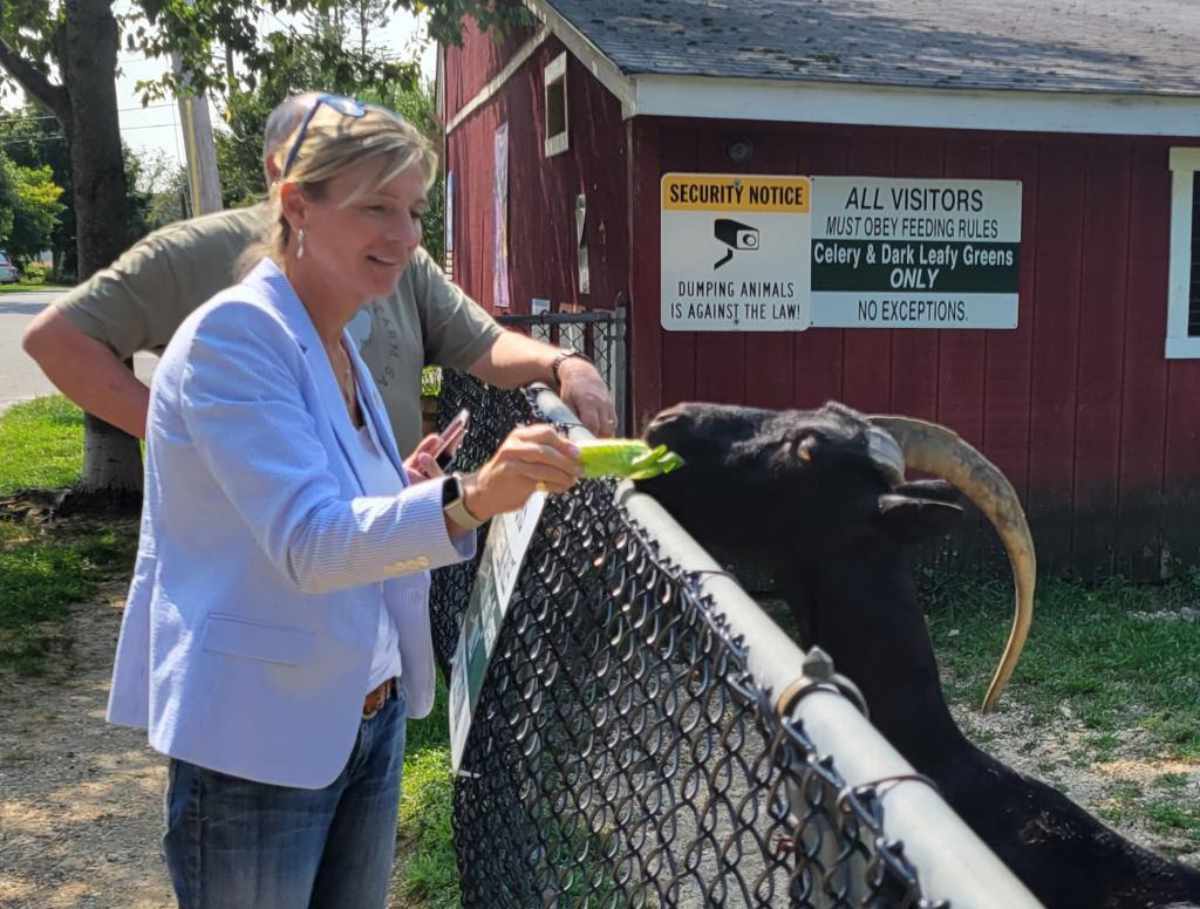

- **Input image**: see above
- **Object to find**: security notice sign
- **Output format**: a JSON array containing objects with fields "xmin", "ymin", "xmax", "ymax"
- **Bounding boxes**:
[
  {"xmin": 809, "ymin": 177, "xmax": 1022, "ymax": 329},
  {"xmin": 660, "ymin": 173, "xmax": 812, "ymax": 331}
]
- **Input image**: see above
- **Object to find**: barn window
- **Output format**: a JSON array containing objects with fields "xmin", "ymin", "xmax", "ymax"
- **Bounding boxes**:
[
  {"xmin": 1166, "ymin": 148, "xmax": 1200, "ymax": 358},
  {"xmin": 544, "ymin": 52, "xmax": 569, "ymax": 157}
]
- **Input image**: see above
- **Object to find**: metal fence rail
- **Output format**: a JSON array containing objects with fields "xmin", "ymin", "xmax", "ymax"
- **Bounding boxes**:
[{"xmin": 428, "ymin": 372, "xmax": 1039, "ymax": 909}]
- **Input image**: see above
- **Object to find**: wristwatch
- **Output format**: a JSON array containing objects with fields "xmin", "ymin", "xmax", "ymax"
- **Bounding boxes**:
[
  {"xmin": 551, "ymin": 350, "xmax": 591, "ymax": 388},
  {"xmin": 442, "ymin": 473, "xmax": 485, "ymax": 530}
]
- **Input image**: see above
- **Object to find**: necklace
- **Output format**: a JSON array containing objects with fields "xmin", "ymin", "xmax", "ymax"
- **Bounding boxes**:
[{"xmin": 328, "ymin": 341, "xmax": 362, "ymax": 427}]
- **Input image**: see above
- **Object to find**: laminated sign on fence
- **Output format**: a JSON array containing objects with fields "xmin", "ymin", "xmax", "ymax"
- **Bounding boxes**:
[
  {"xmin": 660, "ymin": 173, "xmax": 813, "ymax": 332},
  {"xmin": 449, "ymin": 489, "xmax": 546, "ymax": 770}
]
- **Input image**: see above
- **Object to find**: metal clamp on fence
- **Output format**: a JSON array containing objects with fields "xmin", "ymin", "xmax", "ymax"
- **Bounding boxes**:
[
  {"xmin": 774, "ymin": 647, "xmax": 870, "ymax": 719},
  {"xmin": 427, "ymin": 371, "xmax": 1042, "ymax": 909}
]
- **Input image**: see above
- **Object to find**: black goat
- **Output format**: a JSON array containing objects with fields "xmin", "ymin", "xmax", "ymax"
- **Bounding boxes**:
[{"xmin": 637, "ymin": 400, "xmax": 1200, "ymax": 909}]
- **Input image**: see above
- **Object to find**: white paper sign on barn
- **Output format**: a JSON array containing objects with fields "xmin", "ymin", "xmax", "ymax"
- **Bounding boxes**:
[
  {"xmin": 659, "ymin": 174, "xmax": 1023, "ymax": 331},
  {"xmin": 660, "ymin": 173, "xmax": 813, "ymax": 332}
]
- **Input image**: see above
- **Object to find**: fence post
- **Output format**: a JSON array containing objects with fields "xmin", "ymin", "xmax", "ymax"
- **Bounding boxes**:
[{"xmin": 613, "ymin": 304, "xmax": 628, "ymax": 435}]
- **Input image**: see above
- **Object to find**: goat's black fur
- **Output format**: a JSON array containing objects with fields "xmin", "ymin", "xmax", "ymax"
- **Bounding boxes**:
[{"xmin": 638, "ymin": 401, "xmax": 1200, "ymax": 909}]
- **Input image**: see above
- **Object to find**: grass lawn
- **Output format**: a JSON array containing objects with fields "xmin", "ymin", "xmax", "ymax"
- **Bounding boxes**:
[
  {"xmin": 925, "ymin": 570, "xmax": 1200, "ymax": 852},
  {"xmin": 0, "ymin": 282, "xmax": 68, "ymax": 294},
  {"xmin": 0, "ymin": 395, "xmax": 460, "ymax": 904},
  {"xmin": 0, "ymin": 396, "xmax": 134, "ymax": 673},
  {"xmin": 0, "ymin": 395, "xmax": 88, "ymax": 494},
  {"xmin": 926, "ymin": 573, "xmax": 1200, "ymax": 760},
  {"xmin": 397, "ymin": 682, "xmax": 458, "ymax": 908}
]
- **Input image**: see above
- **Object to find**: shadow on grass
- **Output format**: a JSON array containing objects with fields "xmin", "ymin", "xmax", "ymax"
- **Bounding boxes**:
[{"xmin": 0, "ymin": 517, "xmax": 139, "ymax": 675}]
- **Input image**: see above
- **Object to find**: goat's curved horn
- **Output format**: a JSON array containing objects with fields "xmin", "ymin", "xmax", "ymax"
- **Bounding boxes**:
[{"xmin": 867, "ymin": 416, "xmax": 1035, "ymax": 713}]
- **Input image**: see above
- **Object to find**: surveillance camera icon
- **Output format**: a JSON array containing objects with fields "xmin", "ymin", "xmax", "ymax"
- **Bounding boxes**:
[{"xmin": 714, "ymin": 218, "xmax": 759, "ymax": 269}]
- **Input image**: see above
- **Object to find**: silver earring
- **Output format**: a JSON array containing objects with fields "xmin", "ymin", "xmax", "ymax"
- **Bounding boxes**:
[{"xmin": 297, "ymin": 228, "xmax": 306, "ymax": 259}]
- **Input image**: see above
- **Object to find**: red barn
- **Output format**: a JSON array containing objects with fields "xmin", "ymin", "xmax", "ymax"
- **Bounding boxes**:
[{"xmin": 438, "ymin": 0, "xmax": 1200, "ymax": 578}]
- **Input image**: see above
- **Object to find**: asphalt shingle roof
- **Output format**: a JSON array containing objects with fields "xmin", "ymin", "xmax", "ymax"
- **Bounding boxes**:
[{"xmin": 545, "ymin": 0, "xmax": 1200, "ymax": 97}]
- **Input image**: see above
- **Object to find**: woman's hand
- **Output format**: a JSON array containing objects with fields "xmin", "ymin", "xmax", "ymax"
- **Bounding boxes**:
[
  {"xmin": 404, "ymin": 433, "xmax": 443, "ymax": 484},
  {"xmin": 461, "ymin": 424, "xmax": 582, "ymax": 520}
]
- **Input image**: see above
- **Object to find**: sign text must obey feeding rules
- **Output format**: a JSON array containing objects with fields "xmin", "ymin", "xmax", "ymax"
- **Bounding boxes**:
[
  {"xmin": 809, "ymin": 176, "xmax": 1022, "ymax": 328},
  {"xmin": 661, "ymin": 173, "xmax": 813, "ymax": 331}
]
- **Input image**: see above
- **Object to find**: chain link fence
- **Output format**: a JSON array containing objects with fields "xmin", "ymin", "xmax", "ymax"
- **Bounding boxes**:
[
  {"xmin": 428, "ymin": 372, "xmax": 1039, "ymax": 909},
  {"xmin": 497, "ymin": 307, "xmax": 627, "ymax": 434}
]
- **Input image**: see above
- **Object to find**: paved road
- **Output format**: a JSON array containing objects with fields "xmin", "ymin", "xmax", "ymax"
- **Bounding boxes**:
[{"xmin": 0, "ymin": 291, "xmax": 156, "ymax": 416}]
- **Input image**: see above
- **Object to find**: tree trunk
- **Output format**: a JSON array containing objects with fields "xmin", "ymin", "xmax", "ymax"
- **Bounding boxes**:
[{"xmin": 64, "ymin": 0, "xmax": 143, "ymax": 503}]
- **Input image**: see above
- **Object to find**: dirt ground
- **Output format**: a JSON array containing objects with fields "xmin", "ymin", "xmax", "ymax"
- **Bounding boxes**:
[
  {"xmin": 4, "ymin": 587, "xmax": 1200, "ymax": 907},
  {"xmin": 0, "ymin": 584, "xmax": 414, "ymax": 909},
  {"xmin": 951, "ymin": 695, "xmax": 1200, "ymax": 865},
  {"xmin": 0, "ymin": 582, "xmax": 173, "ymax": 909}
]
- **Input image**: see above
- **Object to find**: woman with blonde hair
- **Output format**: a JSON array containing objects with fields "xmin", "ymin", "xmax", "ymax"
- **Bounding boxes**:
[{"xmin": 107, "ymin": 97, "xmax": 581, "ymax": 907}]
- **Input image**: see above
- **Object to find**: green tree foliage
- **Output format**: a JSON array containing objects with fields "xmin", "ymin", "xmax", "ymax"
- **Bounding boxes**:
[
  {"xmin": 0, "ymin": 155, "xmax": 17, "ymax": 243},
  {"xmin": 211, "ymin": 1, "xmax": 446, "ymax": 265},
  {"xmin": 127, "ymin": 0, "xmax": 530, "ymax": 99},
  {"xmin": 0, "ymin": 103, "xmax": 153, "ymax": 280},
  {"xmin": 127, "ymin": 147, "xmax": 190, "ymax": 231},
  {"xmin": 382, "ymin": 79, "xmax": 445, "ymax": 267},
  {"xmin": 214, "ymin": 25, "xmax": 422, "ymax": 209},
  {"xmin": 4, "ymin": 160, "xmax": 63, "ymax": 266},
  {"xmin": 0, "ymin": 0, "xmax": 526, "ymax": 495},
  {"xmin": 0, "ymin": 106, "xmax": 73, "ymax": 275}
]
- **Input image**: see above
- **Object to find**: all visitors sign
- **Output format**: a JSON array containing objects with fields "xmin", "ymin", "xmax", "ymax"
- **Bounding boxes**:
[
  {"xmin": 659, "ymin": 174, "xmax": 1022, "ymax": 331},
  {"xmin": 809, "ymin": 177, "xmax": 1022, "ymax": 328}
]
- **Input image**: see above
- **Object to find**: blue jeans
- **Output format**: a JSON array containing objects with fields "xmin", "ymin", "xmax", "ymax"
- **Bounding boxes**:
[{"xmin": 163, "ymin": 685, "xmax": 407, "ymax": 909}]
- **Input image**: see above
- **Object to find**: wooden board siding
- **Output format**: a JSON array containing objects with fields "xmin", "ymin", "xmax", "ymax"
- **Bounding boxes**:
[
  {"xmin": 444, "ymin": 26, "xmax": 1200, "ymax": 572},
  {"xmin": 637, "ymin": 120, "xmax": 1200, "ymax": 574},
  {"xmin": 1117, "ymin": 144, "xmax": 1172, "ymax": 579},
  {"xmin": 444, "ymin": 35, "xmax": 628, "ymax": 326},
  {"xmin": 627, "ymin": 118, "xmax": 662, "ymax": 425},
  {"xmin": 442, "ymin": 18, "xmax": 537, "ymax": 122}
]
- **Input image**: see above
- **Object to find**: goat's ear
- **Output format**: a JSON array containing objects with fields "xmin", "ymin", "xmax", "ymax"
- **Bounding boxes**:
[
  {"xmin": 893, "ymin": 479, "xmax": 960, "ymax": 505},
  {"xmin": 876, "ymin": 494, "xmax": 963, "ymax": 544}
]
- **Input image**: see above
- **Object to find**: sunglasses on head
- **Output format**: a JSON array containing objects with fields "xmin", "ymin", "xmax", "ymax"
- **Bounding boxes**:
[{"xmin": 281, "ymin": 94, "xmax": 367, "ymax": 178}]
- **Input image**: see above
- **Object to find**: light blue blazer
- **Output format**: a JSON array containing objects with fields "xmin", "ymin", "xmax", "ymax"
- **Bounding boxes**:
[{"xmin": 107, "ymin": 258, "xmax": 474, "ymax": 789}]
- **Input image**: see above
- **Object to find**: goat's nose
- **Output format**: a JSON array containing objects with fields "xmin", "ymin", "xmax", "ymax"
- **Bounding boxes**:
[{"xmin": 643, "ymin": 408, "xmax": 688, "ymax": 444}]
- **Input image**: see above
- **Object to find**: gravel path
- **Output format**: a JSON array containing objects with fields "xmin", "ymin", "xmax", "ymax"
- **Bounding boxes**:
[
  {"xmin": 0, "ymin": 583, "xmax": 415, "ymax": 909},
  {"xmin": 0, "ymin": 583, "xmax": 173, "ymax": 909}
]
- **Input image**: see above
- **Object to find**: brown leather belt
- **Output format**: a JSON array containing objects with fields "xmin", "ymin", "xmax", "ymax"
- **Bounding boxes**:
[{"xmin": 362, "ymin": 677, "xmax": 396, "ymax": 719}]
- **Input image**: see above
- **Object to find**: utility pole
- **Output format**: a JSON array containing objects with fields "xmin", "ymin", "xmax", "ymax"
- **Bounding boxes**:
[{"xmin": 172, "ymin": 54, "xmax": 222, "ymax": 215}]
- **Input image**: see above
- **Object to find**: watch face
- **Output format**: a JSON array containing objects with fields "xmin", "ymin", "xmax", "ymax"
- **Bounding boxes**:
[{"xmin": 442, "ymin": 474, "xmax": 461, "ymax": 508}]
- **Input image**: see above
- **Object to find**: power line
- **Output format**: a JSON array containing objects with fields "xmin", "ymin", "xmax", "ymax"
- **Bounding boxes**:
[
  {"xmin": 0, "ymin": 121, "xmax": 182, "ymax": 147},
  {"xmin": 0, "ymin": 102, "xmax": 178, "ymax": 125},
  {"xmin": 120, "ymin": 103, "xmax": 177, "ymax": 113},
  {"xmin": 0, "ymin": 134, "xmax": 65, "ymax": 146}
]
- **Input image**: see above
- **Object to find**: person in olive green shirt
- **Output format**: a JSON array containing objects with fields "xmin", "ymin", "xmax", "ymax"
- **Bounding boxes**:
[{"xmin": 22, "ymin": 93, "xmax": 617, "ymax": 454}]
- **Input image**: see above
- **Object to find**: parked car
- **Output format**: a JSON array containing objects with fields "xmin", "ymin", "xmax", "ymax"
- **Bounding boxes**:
[{"xmin": 0, "ymin": 253, "xmax": 19, "ymax": 284}]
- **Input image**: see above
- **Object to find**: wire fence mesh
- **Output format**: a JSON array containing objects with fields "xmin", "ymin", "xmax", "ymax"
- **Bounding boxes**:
[
  {"xmin": 496, "ymin": 308, "xmax": 627, "ymax": 434},
  {"xmin": 428, "ymin": 371, "xmax": 1019, "ymax": 908}
]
